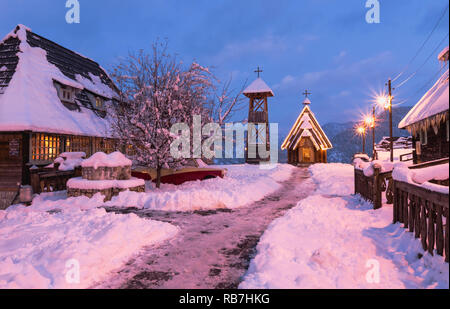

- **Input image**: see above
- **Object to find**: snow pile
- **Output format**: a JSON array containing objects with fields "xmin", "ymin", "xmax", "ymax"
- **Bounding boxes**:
[
  {"xmin": 361, "ymin": 160, "xmax": 394, "ymax": 177},
  {"xmin": 240, "ymin": 163, "xmax": 449, "ymax": 289},
  {"xmin": 106, "ymin": 164, "xmax": 295, "ymax": 211},
  {"xmin": 82, "ymin": 151, "xmax": 132, "ymax": 169},
  {"xmin": 46, "ymin": 152, "xmax": 86, "ymax": 171},
  {"xmin": 75, "ymin": 73, "xmax": 117, "ymax": 99},
  {"xmin": 0, "ymin": 25, "xmax": 114, "ymax": 137},
  {"xmin": 309, "ymin": 163, "xmax": 354, "ymax": 196},
  {"xmin": 353, "ymin": 158, "xmax": 370, "ymax": 170},
  {"xmin": 0, "ymin": 193, "xmax": 178, "ymax": 289},
  {"xmin": 411, "ymin": 163, "xmax": 449, "ymax": 185},
  {"xmin": 393, "ymin": 163, "xmax": 449, "ymax": 194}
]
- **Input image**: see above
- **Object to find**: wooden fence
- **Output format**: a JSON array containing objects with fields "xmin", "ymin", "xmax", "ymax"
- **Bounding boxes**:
[
  {"xmin": 393, "ymin": 180, "xmax": 449, "ymax": 262},
  {"xmin": 354, "ymin": 167, "xmax": 393, "ymax": 209},
  {"xmin": 30, "ymin": 165, "xmax": 81, "ymax": 194}
]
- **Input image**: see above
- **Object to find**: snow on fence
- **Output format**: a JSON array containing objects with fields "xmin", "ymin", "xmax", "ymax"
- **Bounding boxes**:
[
  {"xmin": 392, "ymin": 159, "xmax": 449, "ymax": 262},
  {"xmin": 354, "ymin": 160, "xmax": 394, "ymax": 209},
  {"xmin": 30, "ymin": 165, "xmax": 81, "ymax": 194}
]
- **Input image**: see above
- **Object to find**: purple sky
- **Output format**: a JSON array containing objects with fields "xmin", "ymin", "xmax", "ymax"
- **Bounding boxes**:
[{"xmin": 1, "ymin": 0, "xmax": 449, "ymax": 135}]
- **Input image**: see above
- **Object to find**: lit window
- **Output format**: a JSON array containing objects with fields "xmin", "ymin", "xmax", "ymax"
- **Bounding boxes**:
[
  {"xmin": 95, "ymin": 97, "xmax": 103, "ymax": 109},
  {"xmin": 31, "ymin": 133, "xmax": 61, "ymax": 162}
]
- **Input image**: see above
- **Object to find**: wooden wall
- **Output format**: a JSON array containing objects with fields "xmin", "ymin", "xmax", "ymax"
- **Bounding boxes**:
[
  {"xmin": 287, "ymin": 137, "xmax": 328, "ymax": 164},
  {"xmin": 412, "ymin": 120, "xmax": 449, "ymax": 164},
  {"xmin": 0, "ymin": 133, "xmax": 24, "ymax": 188}
]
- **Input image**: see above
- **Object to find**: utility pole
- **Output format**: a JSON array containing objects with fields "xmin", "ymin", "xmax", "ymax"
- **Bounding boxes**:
[
  {"xmin": 372, "ymin": 106, "xmax": 376, "ymax": 160},
  {"xmin": 388, "ymin": 79, "xmax": 393, "ymax": 162},
  {"xmin": 362, "ymin": 130, "xmax": 366, "ymax": 154}
]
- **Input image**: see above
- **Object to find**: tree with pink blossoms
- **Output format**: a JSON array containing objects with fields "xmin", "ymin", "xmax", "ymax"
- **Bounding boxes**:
[{"xmin": 109, "ymin": 41, "xmax": 212, "ymax": 188}]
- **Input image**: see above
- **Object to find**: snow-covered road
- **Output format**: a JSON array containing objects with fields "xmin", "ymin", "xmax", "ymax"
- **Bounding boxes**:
[{"xmin": 93, "ymin": 167, "xmax": 315, "ymax": 289}]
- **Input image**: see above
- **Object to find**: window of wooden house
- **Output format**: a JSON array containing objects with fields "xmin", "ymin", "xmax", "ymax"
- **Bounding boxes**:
[
  {"xmin": 103, "ymin": 139, "xmax": 117, "ymax": 154},
  {"xmin": 31, "ymin": 133, "xmax": 62, "ymax": 162},
  {"xmin": 420, "ymin": 129, "xmax": 427, "ymax": 145},
  {"xmin": 65, "ymin": 136, "xmax": 92, "ymax": 157},
  {"xmin": 95, "ymin": 97, "xmax": 103, "ymax": 109},
  {"xmin": 56, "ymin": 83, "xmax": 76, "ymax": 103}
]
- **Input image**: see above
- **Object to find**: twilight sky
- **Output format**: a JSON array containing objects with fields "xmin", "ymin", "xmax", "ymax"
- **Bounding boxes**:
[{"xmin": 1, "ymin": 0, "xmax": 449, "ymax": 135}]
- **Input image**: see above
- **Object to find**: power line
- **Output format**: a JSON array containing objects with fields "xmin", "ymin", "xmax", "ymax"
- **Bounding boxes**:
[
  {"xmin": 392, "ymin": 4, "xmax": 449, "ymax": 82},
  {"xmin": 394, "ymin": 31, "xmax": 449, "ymax": 89},
  {"xmin": 395, "ymin": 65, "xmax": 447, "ymax": 106}
]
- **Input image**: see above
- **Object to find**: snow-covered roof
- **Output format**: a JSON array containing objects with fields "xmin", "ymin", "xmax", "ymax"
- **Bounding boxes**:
[
  {"xmin": 398, "ymin": 69, "xmax": 449, "ymax": 130},
  {"xmin": 243, "ymin": 78, "xmax": 274, "ymax": 97},
  {"xmin": 302, "ymin": 97, "xmax": 311, "ymax": 105},
  {"xmin": 0, "ymin": 25, "xmax": 118, "ymax": 137},
  {"xmin": 281, "ymin": 105, "xmax": 333, "ymax": 151}
]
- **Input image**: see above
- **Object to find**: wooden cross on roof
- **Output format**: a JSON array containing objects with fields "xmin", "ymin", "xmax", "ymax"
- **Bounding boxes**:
[
  {"xmin": 254, "ymin": 66, "xmax": 263, "ymax": 78},
  {"xmin": 302, "ymin": 89, "xmax": 311, "ymax": 98}
]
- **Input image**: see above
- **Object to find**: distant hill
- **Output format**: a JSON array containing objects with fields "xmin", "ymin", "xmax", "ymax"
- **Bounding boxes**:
[{"xmin": 323, "ymin": 106, "xmax": 412, "ymax": 163}]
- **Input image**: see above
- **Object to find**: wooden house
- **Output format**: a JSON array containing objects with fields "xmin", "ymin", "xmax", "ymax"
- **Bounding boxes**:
[
  {"xmin": 398, "ymin": 46, "xmax": 449, "ymax": 164},
  {"xmin": 281, "ymin": 94, "xmax": 332, "ymax": 164},
  {"xmin": 0, "ymin": 25, "xmax": 120, "ymax": 206}
]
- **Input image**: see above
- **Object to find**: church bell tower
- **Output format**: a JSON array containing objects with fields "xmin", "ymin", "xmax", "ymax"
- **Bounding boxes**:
[{"xmin": 244, "ymin": 67, "xmax": 274, "ymax": 164}]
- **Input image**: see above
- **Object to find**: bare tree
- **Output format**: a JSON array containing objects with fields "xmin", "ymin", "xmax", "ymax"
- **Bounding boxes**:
[
  {"xmin": 209, "ymin": 75, "xmax": 247, "ymax": 126},
  {"xmin": 109, "ymin": 41, "xmax": 212, "ymax": 188}
]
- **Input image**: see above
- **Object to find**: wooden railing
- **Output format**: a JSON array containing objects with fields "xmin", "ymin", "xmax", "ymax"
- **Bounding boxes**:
[
  {"xmin": 400, "ymin": 152, "xmax": 414, "ymax": 162},
  {"xmin": 30, "ymin": 165, "xmax": 81, "ymax": 194},
  {"xmin": 354, "ymin": 167, "xmax": 393, "ymax": 209},
  {"xmin": 393, "ymin": 180, "xmax": 449, "ymax": 262}
]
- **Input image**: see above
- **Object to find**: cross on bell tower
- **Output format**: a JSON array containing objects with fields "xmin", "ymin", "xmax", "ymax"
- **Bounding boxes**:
[
  {"xmin": 243, "ymin": 67, "xmax": 274, "ymax": 164},
  {"xmin": 254, "ymin": 66, "xmax": 263, "ymax": 78},
  {"xmin": 302, "ymin": 89, "xmax": 311, "ymax": 98}
]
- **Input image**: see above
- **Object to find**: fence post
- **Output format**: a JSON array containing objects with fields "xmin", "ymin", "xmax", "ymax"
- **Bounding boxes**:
[
  {"xmin": 373, "ymin": 166, "xmax": 382, "ymax": 209},
  {"xmin": 30, "ymin": 168, "xmax": 40, "ymax": 194},
  {"xmin": 393, "ymin": 180, "xmax": 398, "ymax": 223}
]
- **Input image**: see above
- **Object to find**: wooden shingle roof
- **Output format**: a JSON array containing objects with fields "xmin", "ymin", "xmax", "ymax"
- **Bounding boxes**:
[
  {"xmin": 0, "ymin": 25, "xmax": 118, "ymax": 137},
  {"xmin": 281, "ymin": 105, "xmax": 332, "ymax": 151}
]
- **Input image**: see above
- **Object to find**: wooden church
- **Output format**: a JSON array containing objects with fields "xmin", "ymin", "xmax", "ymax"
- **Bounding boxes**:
[{"xmin": 281, "ymin": 92, "xmax": 332, "ymax": 164}]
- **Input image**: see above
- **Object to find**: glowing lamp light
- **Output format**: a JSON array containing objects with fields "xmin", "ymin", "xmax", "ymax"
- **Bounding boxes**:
[
  {"xmin": 376, "ymin": 95, "xmax": 392, "ymax": 110},
  {"xmin": 356, "ymin": 126, "xmax": 366, "ymax": 135},
  {"xmin": 364, "ymin": 115, "xmax": 375, "ymax": 128}
]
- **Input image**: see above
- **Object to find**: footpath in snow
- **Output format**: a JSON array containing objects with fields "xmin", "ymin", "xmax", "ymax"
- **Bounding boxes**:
[
  {"xmin": 94, "ymin": 167, "xmax": 313, "ymax": 289},
  {"xmin": 240, "ymin": 163, "xmax": 449, "ymax": 289}
]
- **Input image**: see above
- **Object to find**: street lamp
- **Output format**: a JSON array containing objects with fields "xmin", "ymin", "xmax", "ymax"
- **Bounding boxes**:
[
  {"xmin": 376, "ymin": 81, "xmax": 394, "ymax": 162},
  {"xmin": 356, "ymin": 125, "xmax": 366, "ymax": 154},
  {"xmin": 364, "ymin": 110, "xmax": 376, "ymax": 160}
]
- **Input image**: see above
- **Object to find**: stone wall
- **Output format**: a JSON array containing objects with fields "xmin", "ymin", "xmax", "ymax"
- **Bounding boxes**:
[
  {"xmin": 82, "ymin": 165, "xmax": 131, "ymax": 181},
  {"xmin": 67, "ymin": 184, "xmax": 144, "ymax": 202}
]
